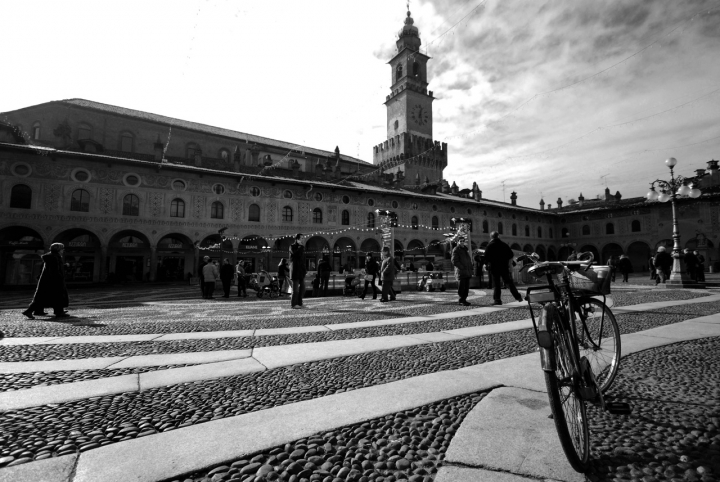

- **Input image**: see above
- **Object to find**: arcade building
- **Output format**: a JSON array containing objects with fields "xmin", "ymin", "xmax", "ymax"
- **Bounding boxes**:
[{"xmin": 0, "ymin": 11, "xmax": 718, "ymax": 287}]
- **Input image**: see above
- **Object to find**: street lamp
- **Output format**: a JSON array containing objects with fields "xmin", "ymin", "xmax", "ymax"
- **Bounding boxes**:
[{"xmin": 645, "ymin": 157, "xmax": 706, "ymax": 285}]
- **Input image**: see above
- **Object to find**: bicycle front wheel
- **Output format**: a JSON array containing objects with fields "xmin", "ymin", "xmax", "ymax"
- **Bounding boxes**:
[
  {"xmin": 576, "ymin": 298, "xmax": 621, "ymax": 393},
  {"xmin": 545, "ymin": 318, "xmax": 590, "ymax": 472}
]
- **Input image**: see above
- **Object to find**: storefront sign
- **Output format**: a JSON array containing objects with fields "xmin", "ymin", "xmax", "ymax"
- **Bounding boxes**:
[
  {"xmin": 122, "ymin": 242, "xmax": 139, "ymax": 248},
  {"xmin": 68, "ymin": 241, "xmax": 88, "ymax": 247},
  {"xmin": 241, "ymin": 245, "xmax": 258, "ymax": 250},
  {"xmin": 167, "ymin": 243, "xmax": 183, "ymax": 249}
]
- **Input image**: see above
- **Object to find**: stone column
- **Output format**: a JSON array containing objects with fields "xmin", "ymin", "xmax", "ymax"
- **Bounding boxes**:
[{"xmin": 100, "ymin": 246, "xmax": 108, "ymax": 282}]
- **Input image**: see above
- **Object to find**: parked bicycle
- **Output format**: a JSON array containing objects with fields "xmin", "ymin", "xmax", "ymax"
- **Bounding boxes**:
[{"xmin": 518, "ymin": 251, "xmax": 630, "ymax": 472}]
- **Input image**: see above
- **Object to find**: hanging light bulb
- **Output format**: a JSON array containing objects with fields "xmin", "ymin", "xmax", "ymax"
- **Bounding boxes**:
[
  {"xmin": 646, "ymin": 187, "xmax": 659, "ymax": 202},
  {"xmin": 676, "ymin": 184, "xmax": 691, "ymax": 196},
  {"xmin": 657, "ymin": 191, "xmax": 671, "ymax": 203},
  {"xmin": 688, "ymin": 184, "xmax": 702, "ymax": 199}
]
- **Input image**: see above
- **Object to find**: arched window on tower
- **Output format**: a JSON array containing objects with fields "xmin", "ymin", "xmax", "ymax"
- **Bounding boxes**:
[
  {"xmin": 411, "ymin": 216, "xmax": 418, "ymax": 230},
  {"xmin": 413, "ymin": 61, "xmax": 420, "ymax": 77},
  {"xmin": 396, "ymin": 64, "xmax": 403, "ymax": 82},
  {"xmin": 249, "ymin": 204, "xmax": 260, "ymax": 222},
  {"xmin": 211, "ymin": 201, "xmax": 224, "ymax": 219},
  {"xmin": 606, "ymin": 223, "xmax": 615, "ymax": 235},
  {"xmin": 367, "ymin": 212, "xmax": 375, "ymax": 229},
  {"xmin": 432, "ymin": 216, "xmax": 439, "ymax": 230},
  {"xmin": 282, "ymin": 206, "xmax": 293, "ymax": 222},
  {"xmin": 341, "ymin": 210, "xmax": 350, "ymax": 225},
  {"xmin": 10, "ymin": 184, "xmax": 32, "ymax": 209},
  {"xmin": 631, "ymin": 220, "xmax": 641, "ymax": 232},
  {"xmin": 70, "ymin": 189, "xmax": 90, "ymax": 212},
  {"xmin": 122, "ymin": 194, "xmax": 140, "ymax": 216},
  {"xmin": 170, "ymin": 199, "xmax": 185, "ymax": 218},
  {"xmin": 313, "ymin": 208, "xmax": 322, "ymax": 224}
]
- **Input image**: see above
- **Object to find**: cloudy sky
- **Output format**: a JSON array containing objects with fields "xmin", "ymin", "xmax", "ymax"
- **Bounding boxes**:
[{"xmin": 2, "ymin": 0, "xmax": 719, "ymax": 208}]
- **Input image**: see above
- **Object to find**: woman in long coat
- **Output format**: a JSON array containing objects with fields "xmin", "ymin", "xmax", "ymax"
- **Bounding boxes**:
[{"xmin": 22, "ymin": 243, "xmax": 69, "ymax": 319}]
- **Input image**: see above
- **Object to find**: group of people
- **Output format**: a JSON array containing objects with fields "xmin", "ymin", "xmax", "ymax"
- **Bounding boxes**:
[
  {"xmin": 605, "ymin": 254, "xmax": 634, "ymax": 283},
  {"xmin": 649, "ymin": 247, "xmax": 706, "ymax": 284},
  {"xmin": 452, "ymin": 231, "xmax": 523, "ymax": 306}
]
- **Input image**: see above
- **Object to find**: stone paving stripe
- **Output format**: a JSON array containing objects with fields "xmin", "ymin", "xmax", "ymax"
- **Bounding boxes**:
[
  {"xmin": 0, "ymin": 356, "xmax": 127, "ymax": 374},
  {"xmin": 626, "ymin": 319, "xmax": 720, "ymax": 342},
  {"xmin": 441, "ymin": 387, "xmax": 584, "ymax": 482},
  {"xmin": 444, "ymin": 318, "xmax": 532, "ymax": 338},
  {"xmin": 687, "ymin": 313, "xmax": 720, "ymax": 324},
  {"xmin": 138, "ymin": 358, "xmax": 265, "ymax": 391},
  {"xmin": 0, "ymin": 337, "xmax": 63, "ymax": 346},
  {"xmin": 404, "ymin": 332, "xmax": 466, "ymax": 343},
  {"xmin": 70, "ymin": 366, "xmax": 509, "ymax": 482},
  {"xmin": 252, "ymin": 335, "xmax": 428, "ymax": 370},
  {"xmin": 0, "ymin": 453, "xmax": 76, "ymax": 482},
  {"xmin": 0, "ymin": 374, "xmax": 138, "ymax": 412},
  {"xmin": 611, "ymin": 292, "xmax": 720, "ymax": 313},
  {"xmin": 36, "ymin": 334, "xmax": 162, "ymax": 345},
  {"xmin": 254, "ymin": 325, "xmax": 331, "ymax": 336},
  {"xmin": 435, "ymin": 466, "xmax": 541, "ymax": 482},
  {"xmin": 106, "ymin": 349, "xmax": 253, "ymax": 369},
  {"xmin": 152, "ymin": 329, "xmax": 255, "ymax": 341}
]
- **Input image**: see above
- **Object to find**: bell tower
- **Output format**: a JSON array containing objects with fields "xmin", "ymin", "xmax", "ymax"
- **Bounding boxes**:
[{"xmin": 373, "ymin": 10, "xmax": 448, "ymax": 185}]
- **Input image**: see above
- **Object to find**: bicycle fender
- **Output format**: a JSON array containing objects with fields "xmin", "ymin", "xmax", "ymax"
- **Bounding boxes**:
[
  {"xmin": 540, "ymin": 346, "xmax": 556, "ymax": 372},
  {"xmin": 538, "ymin": 304, "xmax": 560, "ymax": 372}
]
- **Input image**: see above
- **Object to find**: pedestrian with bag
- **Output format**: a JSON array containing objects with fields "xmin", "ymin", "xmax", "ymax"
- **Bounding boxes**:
[
  {"xmin": 219, "ymin": 258, "xmax": 235, "ymax": 298},
  {"xmin": 202, "ymin": 259, "xmax": 219, "ymax": 299},
  {"xmin": 289, "ymin": 233, "xmax": 307, "ymax": 309},
  {"xmin": 379, "ymin": 247, "xmax": 396, "ymax": 302},
  {"xmin": 654, "ymin": 246, "xmax": 672, "ymax": 285},
  {"xmin": 198, "ymin": 255, "xmax": 210, "ymax": 298},
  {"xmin": 21, "ymin": 243, "xmax": 70, "ymax": 319},
  {"xmin": 451, "ymin": 236, "xmax": 473, "ymax": 306},
  {"xmin": 236, "ymin": 260, "xmax": 247, "ymax": 297},
  {"xmin": 361, "ymin": 254, "xmax": 379, "ymax": 300},
  {"xmin": 277, "ymin": 258, "xmax": 290, "ymax": 294},
  {"xmin": 483, "ymin": 231, "xmax": 522, "ymax": 305}
]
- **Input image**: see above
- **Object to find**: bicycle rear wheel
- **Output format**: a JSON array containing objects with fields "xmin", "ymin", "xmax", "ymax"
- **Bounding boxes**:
[
  {"xmin": 576, "ymin": 298, "xmax": 620, "ymax": 393},
  {"xmin": 545, "ymin": 318, "xmax": 590, "ymax": 472}
]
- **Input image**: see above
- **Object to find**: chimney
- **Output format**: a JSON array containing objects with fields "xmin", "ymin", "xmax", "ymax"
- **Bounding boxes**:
[
  {"xmin": 614, "ymin": 191, "xmax": 622, "ymax": 201},
  {"xmin": 451, "ymin": 181, "xmax": 459, "ymax": 195},
  {"xmin": 547, "ymin": 203, "xmax": 552, "ymax": 209},
  {"xmin": 153, "ymin": 135, "xmax": 164, "ymax": 162},
  {"xmin": 442, "ymin": 179, "xmax": 450, "ymax": 194},
  {"xmin": 604, "ymin": 187, "xmax": 612, "ymax": 201},
  {"xmin": 708, "ymin": 159, "xmax": 719, "ymax": 172},
  {"xmin": 510, "ymin": 191, "xmax": 517, "ymax": 206},
  {"xmin": 557, "ymin": 197, "xmax": 563, "ymax": 208},
  {"xmin": 539, "ymin": 198, "xmax": 544, "ymax": 210}
]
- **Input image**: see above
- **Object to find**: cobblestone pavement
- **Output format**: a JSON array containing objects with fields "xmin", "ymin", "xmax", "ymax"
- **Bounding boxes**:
[{"xmin": 0, "ymin": 287, "xmax": 718, "ymax": 481}]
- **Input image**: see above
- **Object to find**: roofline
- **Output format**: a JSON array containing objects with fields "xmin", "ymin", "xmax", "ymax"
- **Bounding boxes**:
[
  {"xmin": 387, "ymin": 48, "xmax": 431, "ymax": 65},
  {"xmin": 1, "ymin": 99, "xmax": 371, "ymax": 166}
]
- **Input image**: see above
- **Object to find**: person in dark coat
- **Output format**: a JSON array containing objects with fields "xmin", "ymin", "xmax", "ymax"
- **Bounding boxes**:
[
  {"xmin": 379, "ymin": 247, "xmax": 396, "ymax": 302},
  {"xmin": 289, "ymin": 233, "xmax": 307, "ymax": 308},
  {"xmin": 683, "ymin": 249, "xmax": 698, "ymax": 282},
  {"xmin": 361, "ymin": 254, "xmax": 379, "ymax": 300},
  {"xmin": 618, "ymin": 255, "xmax": 633, "ymax": 283},
  {"xmin": 219, "ymin": 258, "xmax": 235, "ymax": 298},
  {"xmin": 473, "ymin": 251, "xmax": 485, "ymax": 288},
  {"xmin": 22, "ymin": 243, "xmax": 70, "ymax": 319},
  {"xmin": 317, "ymin": 256, "xmax": 331, "ymax": 296},
  {"xmin": 653, "ymin": 246, "xmax": 672, "ymax": 285},
  {"xmin": 483, "ymin": 232, "xmax": 522, "ymax": 305},
  {"xmin": 407, "ymin": 261, "xmax": 416, "ymax": 272},
  {"xmin": 648, "ymin": 256, "xmax": 657, "ymax": 281},
  {"xmin": 277, "ymin": 258, "xmax": 290, "ymax": 294},
  {"xmin": 426, "ymin": 261, "xmax": 434, "ymax": 272},
  {"xmin": 198, "ymin": 255, "xmax": 210, "ymax": 298},
  {"xmin": 451, "ymin": 237, "xmax": 474, "ymax": 306}
]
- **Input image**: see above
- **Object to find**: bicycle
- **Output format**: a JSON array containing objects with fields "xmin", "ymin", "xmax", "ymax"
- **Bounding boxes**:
[{"xmin": 518, "ymin": 251, "xmax": 630, "ymax": 472}]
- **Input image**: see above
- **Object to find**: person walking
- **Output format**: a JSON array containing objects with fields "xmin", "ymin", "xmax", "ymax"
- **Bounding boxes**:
[
  {"xmin": 683, "ymin": 249, "xmax": 698, "ymax": 282},
  {"xmin": 451, "ymin": 236, "xmax": 473, "ymax": 306},
  {"xmin": 473, "ymin": 250, "xmax": 485, "ymax": 288},
  {"xmin": 426, "ymin": 260, "xmax": 434, "ymax": 272},
  {"xmin": 694, "ymin": 250, "xmax": 706, "ymax": 282},
  {"xmin": 289, "ymin": 233, "xmax": 307, "ymax": 309},
  {"xmin": 361, "ymin": 254, "xmax": 379, "ymax": 300},
  {"xmin": 648, "ymin": 255, "xmax": 657, "ymax": 281},
  {"xmin": 277, "ymin": 258, "xmax": 289, "ymax": 294},
  {"xmin": 618, "ymin": 255, "xmax": 633, "ymax": 283},
  {"xmin": 236, "ymin": 260, "xmax": 247, "ymax": 297},
  {"xmin": 219, "ymin": 258, "xmax": 235, "ymax": 298},
  {"xmin": 202, "ymin": 259, "xmax": 219, "ymax": 299},
  {"xmin": 483, "ymin": 231, "xmax": 522, "ymax": 305},
  {"xmin": 198, "ymin": 255, "xmax": 210, "ymax": 298},
  {"xmin": 408, "ymin": 261, "xmax": 416, "ymax": 272},
  {"xmin": 379, "ymin": 247, "xmax": 396, "ymax": 302},
  {"xmin": 21, "ymin": 243, "xmax": 70, "ymax": 319},
  {"xmin": 653, "ymin": 246, "xmax": 672, "ymax": 285},
  {"xmin": 318, "ymin": 256, "xmax": 331, "ymax": 296},
  {"xmin": 609, "ymin": 255, "xmax": 618, "ymax": 282}
]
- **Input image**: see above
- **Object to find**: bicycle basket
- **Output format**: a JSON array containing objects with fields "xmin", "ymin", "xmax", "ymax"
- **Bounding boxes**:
[{"xmin": 565, "ymin": 265, "xmax": 611, "ymax": 295}]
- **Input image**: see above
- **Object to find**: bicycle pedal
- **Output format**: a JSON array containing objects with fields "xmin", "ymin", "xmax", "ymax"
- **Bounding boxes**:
[{"xmin": 605, "ymin": 402, "xmax": 632, "ymax": 415}]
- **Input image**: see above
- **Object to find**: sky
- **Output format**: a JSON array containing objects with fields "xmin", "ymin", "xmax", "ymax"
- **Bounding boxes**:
[{"xmin": 2, "ymin": 0, "xmax": 719, "ymax": 208}]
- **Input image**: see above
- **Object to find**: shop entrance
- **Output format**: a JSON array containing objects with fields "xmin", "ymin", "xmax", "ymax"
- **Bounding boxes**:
[
  {"xmin": 115, "ymin": 256, "xmax": 144, "ymax": 282},
  {"xmin": 157, "ymin": 256, "xmax": 186, "ymax": 281}
]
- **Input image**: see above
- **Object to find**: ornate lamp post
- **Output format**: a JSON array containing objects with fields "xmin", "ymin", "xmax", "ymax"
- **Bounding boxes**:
[{"xmin": 645, "ymin": 157, "xmax": 704, "ymax": 285}]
